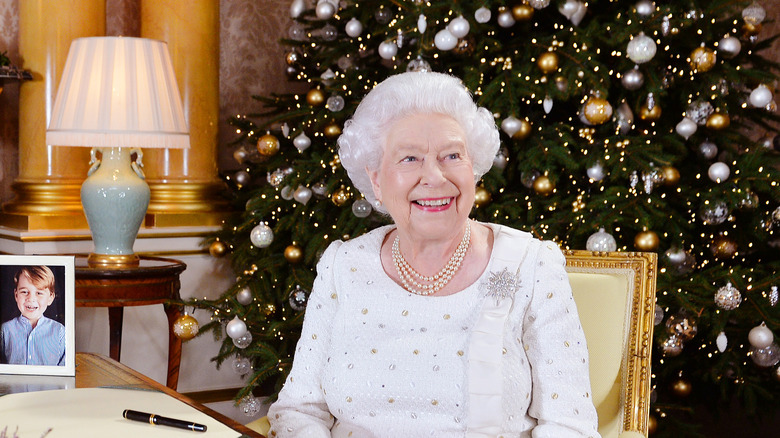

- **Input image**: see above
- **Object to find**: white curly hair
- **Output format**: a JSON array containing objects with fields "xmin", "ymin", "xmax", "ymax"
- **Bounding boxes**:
[{"xmin": 337, "ymin": 72, "xmax": 500, "ymax": 214}]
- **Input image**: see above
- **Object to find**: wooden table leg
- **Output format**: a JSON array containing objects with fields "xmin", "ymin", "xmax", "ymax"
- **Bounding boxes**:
[
  {"xmin": 164, "ymin": 303, "xmax": 183, "ymax": 390},
  {"xmin": 107, "ymin": 307, "xmax": 124, "ymax": 362}
]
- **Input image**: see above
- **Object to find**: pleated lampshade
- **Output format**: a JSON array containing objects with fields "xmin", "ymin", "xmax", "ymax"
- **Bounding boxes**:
[{"xmin": 46, "ymin": 36, "xmax": 189, "ymax": 149}]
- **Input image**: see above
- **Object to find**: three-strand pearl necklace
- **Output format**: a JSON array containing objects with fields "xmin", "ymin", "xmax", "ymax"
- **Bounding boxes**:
[{"xmin": 391, "ymin": 221, "xmax": 471, "ymax": 296}]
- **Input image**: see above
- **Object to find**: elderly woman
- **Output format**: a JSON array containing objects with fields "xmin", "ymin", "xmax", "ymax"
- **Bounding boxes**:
[{"xmin": 267, "ymin": 72, "xmax": 600, "ymax": 438}]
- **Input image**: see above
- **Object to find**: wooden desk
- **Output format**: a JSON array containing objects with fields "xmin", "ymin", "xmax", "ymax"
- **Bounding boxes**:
[
  {"xmin": 74, "ymin": 256, "xmax": 187, "ymax": 389},
  {"xmin": 74, "ymin": 352, "xmax": 263, "ymax": 437}
]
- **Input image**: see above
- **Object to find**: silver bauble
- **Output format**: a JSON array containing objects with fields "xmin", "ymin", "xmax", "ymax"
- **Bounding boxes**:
[
  {"xmin": 280, "ymin": 185, "xmax": 294, "ymax": 200},
  {"xmin": 232, "ymin": 356, "xmax": 251, "ymax": 375},
  {"xmin": 654, "ymin": 304, "xmax": 664, "ymax": 326},
  {"xmin": 700, "ymin": 201, "xmax": 729, "ymax": 225},
  {"xmin": 621, "ymin": 67, "xmax": 645, "ymax": 90},
  {"xmin": 378, "ymin": 41, "xmax": 398, "ymax": 59},
  {"xmin": 698, "ymin": 141, "xmax": 718, "ymax": 159},
  {"xmin": 664, "ymin": 247, "xmax": 695, "ymax": 274},
  {"xmin": 749, "ymin": 84, "xmax": 773, "ymax": 108},
  {"xmin": 345, "ymin": 18, "xmax": 363, "ymax": 38},
  {"xmin": 497, "ymin": 11, "xmax": 516, "ymax": 28},
  {"xmin": 718, "ymin": 36, "xmax": 741, "ymax": 58},
  {"xmin": 226, "ymin": 316, "xmax": 248, "ymax": 339},
  {"xmin": 748, "ymin": 323, "xmax": 774, "ymax": 349},
  {"xmin": 529, "ymin": 0, "xmax": 551, "ymax": 8},
  {"xmin": 586, "ymin": 228, "xmax": 617, "ymax": 252},
  {"xmin": 288, "ymin": 23, "xmax": 306, "ymax": 41},
  {"xmin": 521, "ymin": 170, "xmax": 541, "ymax": 188},
  {"xmin": 675, "ymin": 117, "xmax": 697, "ymax": 140},
  {"xmin": 750, "ymin": 343, "xmax": 780, "ymax": 368},
  {"xmin": 312, "ymin": 181, "xmax": 328, "ymax": 198},
  {"xmin": 288, "ymin": 285, "xmax": 309, "ymax": 311},
  {"xmin": 233, "ymin": 332, "xmax": 253, "ymax": 349},
  {"xmin": 407, "ymin": 56, "xmax": 432, "ymax": 72},
  {"xmin": 687, "ymin": 100, "xmax": 714, "ymax": 125},
  {"xmin": 293, "ymin": 185, "xmax": 313, "ymax": 205},
  {"xmin": 326, "ymin": 95, "xmax": 345, "ymax": 112},
  {"xmin": 434, "ymin": 29, "xmax": 457, "ymax": 51},
  {"xmin": 315, "ymin": 1, "xmax": 336, "ymax": 20},
  {"xmin": 661, "ymin": 334, "xmax": 684, "ymax": 357},
  {"xmin": 474, "ymin": 7, "xmax": 491, "ymax": 24},
  {"xmin": 250, "ymin": 223, "xmax": 274, "ymax": 248},
  {"xmin": 708, "ymin": 162, "xmax": 730, "ymax": 183},
  {"xmin": 586, "ymin": 162, "xmax": 606, "ymax": 181},
  {"xmin": 493, "ymin": 147, "xmax": 509, "ymax": 170},
  {"xmin": 627, "ymin": 32, "xmax": 656, "ymax": 64},
  {"xmin": 351, "ymin": 199, "xmax": 373, "ymax": 218},
  {"xmin": 289, "ymin": 0, "xmax": 305, "ymax": 18},
  {"xmin": 616, "ymin": 102, "xmax": 634, "ymax": 135},
  {"xmin": 635, "ymin": 0, "xmax": 655, "ymax": 17},
  {"xmin": 500, "ymin": 116, "xmax": 523, "ymax": 137},
  {"xmin": 293, "ymin": 132, "xmax": 311, "ymax": 152},
  {"xmin": 375, "ymin": 7, "xmax": 392, "ymax": 24},
  {"xmin": 447, "ymin": 15, "xmax": 470, "ymax": 38},
  {"xmin": 742, "ymin": 2, "xmax": 766, "ymax": 25},
  {"xmin": 714, "ymin": 282, "xmax": 742, "ymax": 310},
  {"xmin": 234, "ymin": 170, "xmax": 251, "ymax": 186},
  {"xmin": 321, "ymin": 24, "xmax": 338, "ymax": 41},
  {"xmin": 236, "ymin": 286, "xmax": 253, "ymax": 305},
  {"xmin": 239, "ymin": 395, "xmax": 261, "ymax": 416}
]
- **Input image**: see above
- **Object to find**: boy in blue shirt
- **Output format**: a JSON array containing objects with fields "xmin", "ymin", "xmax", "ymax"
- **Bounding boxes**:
[{"xmin": 1, "ymin": 266, "xmax": 65, "ymax": 366}]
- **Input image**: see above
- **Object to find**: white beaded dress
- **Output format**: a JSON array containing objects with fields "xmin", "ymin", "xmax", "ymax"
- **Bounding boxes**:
[{"xmin": 268, "ymin": 223, "xmax": 601, "ymax": 438}]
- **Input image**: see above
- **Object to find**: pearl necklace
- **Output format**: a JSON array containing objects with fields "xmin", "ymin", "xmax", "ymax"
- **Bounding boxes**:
[{"xmin": 391, "ymin": 221, "xmax": 471, "ymax": 296}]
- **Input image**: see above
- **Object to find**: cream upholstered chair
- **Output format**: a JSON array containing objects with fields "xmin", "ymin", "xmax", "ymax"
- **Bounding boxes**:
[
  {"xmin": 565, "ymin": 250, "xmax": 657, "ymax": 438},
  {"xmin": 247, "ymin": 250, "xmax": 657, "ymax": 438}
]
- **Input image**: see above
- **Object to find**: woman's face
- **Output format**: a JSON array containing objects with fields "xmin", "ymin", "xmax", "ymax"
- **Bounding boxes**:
[{"xmin": 368, "ymin": 112, "xmax": 475, "ymax": 241}]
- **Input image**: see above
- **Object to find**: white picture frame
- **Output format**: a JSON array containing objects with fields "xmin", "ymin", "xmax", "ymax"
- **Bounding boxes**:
[{"xmin": 0, "ymin": 255, "xmax": 75, "ymax": 376}]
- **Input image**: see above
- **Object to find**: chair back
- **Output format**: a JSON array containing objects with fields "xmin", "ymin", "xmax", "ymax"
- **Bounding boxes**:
[{"xmin": 565, "ymin": 250, "xmax": 657, "ymax": 438}]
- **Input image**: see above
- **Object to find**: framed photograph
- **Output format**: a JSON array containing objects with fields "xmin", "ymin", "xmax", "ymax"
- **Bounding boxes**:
[{"xmin": 0, "ymin": 255, "xmax": 75, "ymax": 376}]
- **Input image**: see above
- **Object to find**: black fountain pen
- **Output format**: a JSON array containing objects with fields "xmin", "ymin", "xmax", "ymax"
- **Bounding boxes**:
[{"xmin": 123, "ymin": 409, "xmax": 208, "ymax": 432}]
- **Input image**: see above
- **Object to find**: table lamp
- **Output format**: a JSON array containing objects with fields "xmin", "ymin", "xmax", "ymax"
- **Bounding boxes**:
[{"xmin": 46, "ymin": 37, "xmax": 189, "ymax": 267}]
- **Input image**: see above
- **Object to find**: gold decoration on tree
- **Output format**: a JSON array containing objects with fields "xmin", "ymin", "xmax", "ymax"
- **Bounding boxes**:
[
  {"xmin": 671, "ymin": 377, "xmax": 692, "ymax": 398},
  {"xmin": 634, "ymin": 230, "xmax": 660, "ymax": 251},
  {"xmin": 512, "ymin": 4, "xmax": 534, "ymax": 21},
  {"xmin": 648, "ymin": 414, "xmax": 657, "ymax": 435},
  {"xmin": 306, "ymin": 88, "xmax": 325, "ymax": 106},
  {"xmin": 474, "ymin": 187, "xmax": 491, "ymax": 207},
  {"xmin": 284, "ymin": 244, "xmax": 303, "ymax": 263},
  {"xmin": 537, "ymin": 52, "xmax": 559, "ymax": 74},
  {"xmin": 661, "ymin": 166, "xmax": 680, "ymax": 186},
  {"xmin": 209, "ymin": 240, "xmax": 227, "ymax": 258},
  {"xmin": 173, "ymin": 313, "xmax": 199, "ymax": 341},
  {"xmin": 583, "ymin": 96, "xmax": 613, "ymax": 125},
  {"xmin": 711, "ymin": 234, "xmax": 737, "ymax": 259},
  {"xmin": 256, "ymin": 133, "xmax": 280, "ymax": 156},
  {"xmin": 513, "ymin": 119, "xmax": 533, "ymax": 140},
  {"xmin": 706, "ymin": 113, "xmax": 730, "ymax": 130},
  {"xmin": 533, "ymin": 175, "xmax": 555, "ymax": 196},
  {"xmin": 639, "ymin": 101, "xmax": 662, "ymax": 121},
  {"xmin": 263, "ymin": 303, "xmax": 276, "ymax": 316},
  {"xmin": 742, "ymin": 22, "xmax": 762, "ymax": 37},
  {"xmin": 324, "ymin": 122, "xmax": 342, "ymax": 139},
  {"xmin": 689, "ymin": 46, "xmax": 717, "ymax": 72},
  {"xmin": 332, "ymin": 186, "xmax": 351, "ymax": 206}
]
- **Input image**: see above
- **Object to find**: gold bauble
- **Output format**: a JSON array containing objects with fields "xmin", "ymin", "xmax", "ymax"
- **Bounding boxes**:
[
  {"xmin": 648, "ymin": 414, "xmax": 658, "ymax": 435},
  {"xmin": 453, "ymin": 36, "xmax": 476, "ymax": 56},
  {"xmin": 263, "ymin": 303, "xmax": 276, "ymax": 316},
  {"xmin": 209, "ymin": 240, "xmax": 227, "ymax": 258},
  {"xmin": 742, "ymin": 22, "xmax": 762, "ymax": 37},
  {"xmin": 689, "ymin": 46, "xmax": 716, "ymax": 72},
  {"xmin": 512, "ymin": 4, "xmax": 534, "ymax": 21},
  {"xmin": 661, "ymin": 166, "xmax": 680, "ymax": 186},
  {"xmin": 172, "ymin": 314, "xmax": 199, "ymax": 341},
  {"xmin": 583, "ymin": 96, "xmax": 613, "ymax": 125},
  {"xmin": 285, "ymin": 51, "xmax": 300, "ymax": 66},
  {"xmin": 513, "ymin": 119, "xmax": 533, "ymax": 140},
  {"xmin": 705, "ymin": 113, "xmax": 730, "ymax": 130},
  {"xmin": 256, "ymin": 134, "xmax": 280, "ymax": 156},
  {"xmin": 634, "ymin": 230, "xmax": 660, "ymax": 251},
  {"xmin": 533, "ymin": 175, "xmax": 555, "ymax": 196},
  {"xmin": 332, "ymin": 187, "xmax": 351, "ymax": 206},
  {"xmin": 474, "ymin": 187, "xmax": 491, "ymax": 207},
  {"xmin": 537, "ymin": 52, "xmax": 559, "ymax": 75},
  {"xmin": 639, "ymin": 103, "xmax": 662, "ymax": 121},
  {"xmin": 324, "ymin": 122, "xmax": 342, "ymax": 139},
  {"xmin": 711, "ymin": 235, "xmax": 737, "ymax": 259},
  {"xmin": 306, "ymin": 88, "xmax": 325, "ymax": 106},
  {"xmin": 284, "ymin": 244, "xmax": 303, "ymax": 263},
  {"xmin": 671, "ymin": 378, "xmax": 692, "ymax": 398}
]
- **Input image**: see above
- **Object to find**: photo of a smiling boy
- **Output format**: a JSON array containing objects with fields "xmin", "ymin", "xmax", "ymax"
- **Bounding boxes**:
[{"xmin": 0, "ymin": 266, "xmax": 66, "ymax": 366}]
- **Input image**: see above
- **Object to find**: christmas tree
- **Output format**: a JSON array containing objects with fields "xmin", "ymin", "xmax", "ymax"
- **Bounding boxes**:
[{"xmin": 189, "ymin": 0, "xmax": 780, "ymax": 435}]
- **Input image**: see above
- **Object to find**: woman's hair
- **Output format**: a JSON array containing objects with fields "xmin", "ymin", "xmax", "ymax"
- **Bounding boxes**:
[
  {"xmin": 338, "ymin": 72, "xmax": 500, "ymax": 214},
  {"xmin": 14, "ymin": 266, "xmax": 56, "ymax": 296}
]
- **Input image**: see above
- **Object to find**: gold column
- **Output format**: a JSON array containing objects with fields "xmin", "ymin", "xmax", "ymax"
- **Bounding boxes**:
[
  {"xmin": 1, "ymin": 0, "xmax": 105, "ymax": 230},
  {"xmin": 140, "ymin": 0, "xmax": 229, "ymax": 227}
]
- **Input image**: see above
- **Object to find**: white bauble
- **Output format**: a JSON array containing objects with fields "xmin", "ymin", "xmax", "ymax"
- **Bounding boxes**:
[
  {"xmin": 627, "ymin": 32, "xmax": 657, "ymax": 64},
  {"xmin": 718, "ymin": 36, "xmax": 741, "ymax": 58},
  {"xmin": 250, "ymin": 223, "xmax": 274, "ymax": 248},
  {"xmin": 293, "ymin": 132, "xmax": 311, "ymax": 152},
  {"xmin": 378, "ymin": 41, "xmax": 398, "ymax": 59},
  {"xmin": 351, "ymin": 199, "xmax": 372, "ymax": 218},
  {"xmin": 699, "ymin": 141, "xmax": 718, "ymax": 159},
  {"xmin": 749, "ymin": 84, "xmax": 773, "ymax": 108},
  {"xmin": 434, "ymin": 29, "xmax": 457, "ymax": 51},
  {"xmin": 500, "ymin": 116, "xmax": 523, "ymax": 137},
  {"xmin": 529, "ymin": 0, "xmax": 551, "ymax": 8},
  {"xmin": 559, "ymin": 0, "xmax": 587, "ymax": 25},
  {"xmin": 448, "ymin": 15, "xmax": 470, "ymax": 38},
  {"xmin": 543, "ymin": 96, "xmax": 554, "ymax": 114},
  {"xmin": 293, "ymin": 185, "xmax": 313, "ymax": 205},
  {"xmin": 586, "ymin": 228, "xmax": 617, "ymax": 252},
  {"xmin": 236, "ymin": 286, "xmax": 253, "ymax": 305},
  {"xmin": 708, "ymin": 162, "xmax": 730, "ymax": 183},
  {"xmin": 345, "ymin": 18, "xmax": 363, "ymax": 38},
  {"xmin": 497, "ymin": 11, "xmax": 516, "ymax": 28},
  {"xmin": 587, "ymin": 162, "xmax": 606, "ymax": 181},
  {"xmin": 474, "ymin": 6, "xmax": 491, "ymax": 24},
  {"xmin": 742, "ymin": 2, "xmax": 766, "ymax": 25},
  {"xmin": 315, "ymin": 0, "xmax": 336, "ymax": 20},
  {"xmin": 635, "ymin": 0, "xmax": 655, "ymax": 17},
  {"xmin": 280, "ymin": 185, "xmax": 294, "ymax": 201},
  {"xmin": 749, "ymin": 323, "xmax": 774, "ymax": 349},
  {"xmin": 234, "ymin": 170, "xmax": 250, "ymax": 186},
  {"xmin": 716, "ymin": 331, "xmax": 728, "ymax": 353},
  {"xmin": 226, "ymin": 316, "xmax": 248, "ymax": 339},
  {"xmin": 616, "ymin": 101, "xmax": 634, "ymax": 135},
  {"xmin": 289, "ymin": 0, "xmax": 305, "ymax": 18},
  {"xmin": 675, "ymin": 117, "xmax": 697, "ymax": 140},
  {"xmin": 622, "ymin": 67, "xmax": 645, "ymax": 90},
  {"xmin": 418, "ymin": 14, "xmax": 427, "ymax": 34}
]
